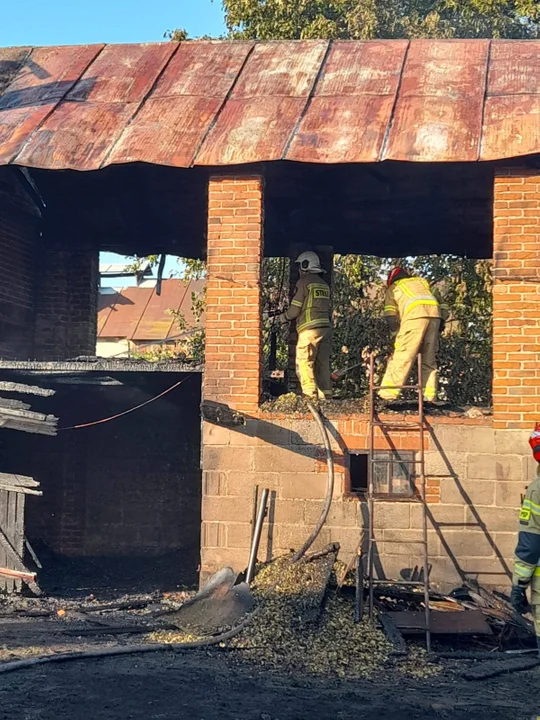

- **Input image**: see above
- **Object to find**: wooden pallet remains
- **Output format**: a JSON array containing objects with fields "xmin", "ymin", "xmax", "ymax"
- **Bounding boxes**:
[{"xmin": 0, "ymin": 474, "xmax": 42, "ymax": 595}]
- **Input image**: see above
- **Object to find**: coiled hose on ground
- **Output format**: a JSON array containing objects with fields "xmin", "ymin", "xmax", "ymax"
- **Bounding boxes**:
[{"xmin": 0, "ymin": 401, "xmax": 335, "ymax": 675}]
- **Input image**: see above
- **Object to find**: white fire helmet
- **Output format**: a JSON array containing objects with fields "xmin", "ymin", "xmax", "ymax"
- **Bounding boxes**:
[{"xmin": 295, "ymin": 251, "xmax": 325, "ymax": 274}]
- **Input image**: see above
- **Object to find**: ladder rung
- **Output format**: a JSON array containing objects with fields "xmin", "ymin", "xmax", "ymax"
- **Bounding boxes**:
[
  {"xmin": 368, "ymin": 458, "xmax": 424, "ymax": 464},
  {"xmin": 372, "ymin": 385, "xmax": 422, "ymax": 391},
  {"xmin": 372, "ymin": 579, "xmax": 427, "ymax": 587},
  {"xmin": 371, "ymin": 422, "xmax": 423, "ymax": 429}
]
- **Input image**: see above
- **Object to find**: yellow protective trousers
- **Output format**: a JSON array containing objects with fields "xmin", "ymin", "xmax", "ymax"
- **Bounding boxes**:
[
  {"xmin": 379, "ymin": 317, "xmax": 440, "ymax": 402},
  {"xmin": 296, "ymin": 327, "xmax": 332, "ymax": 400}
]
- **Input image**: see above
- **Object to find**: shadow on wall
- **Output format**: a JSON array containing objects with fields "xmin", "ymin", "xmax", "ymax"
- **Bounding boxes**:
[{"xmin": 203, "ymin": 400, "xmax": 513, "ymax": 587}]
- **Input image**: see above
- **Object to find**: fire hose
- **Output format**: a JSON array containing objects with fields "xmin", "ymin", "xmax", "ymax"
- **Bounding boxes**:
[{"xmin": 0, "ymin": 401, "xmax": 335, "ymax": 675}]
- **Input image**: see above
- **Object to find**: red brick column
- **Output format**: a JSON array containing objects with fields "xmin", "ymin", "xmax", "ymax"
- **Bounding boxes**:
[
  {"xmin": 493, "ymin": 168, "xmax": 540, "ymax": 429},
  {"xmin": 204, "ymin": 176, "xmax": 264, "ymax": 415}
]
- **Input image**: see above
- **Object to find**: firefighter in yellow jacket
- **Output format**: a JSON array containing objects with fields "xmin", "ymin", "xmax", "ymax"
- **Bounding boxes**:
[
  {"xmin": 511, "ymin": 424, "xmax": 540, "ymax": 656},
  {"xmin": 379, "ymin": 267, "xmax": 448, "ymax": 403},
  {"xmin": 279, "ymin": 252, "xmax": 332, "ymax": 400}
]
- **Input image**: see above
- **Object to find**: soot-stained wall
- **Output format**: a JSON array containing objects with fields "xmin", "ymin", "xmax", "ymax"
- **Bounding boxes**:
[{"xmin": 0, "ymin": 373, "xmax": 202, "ymax": 574}]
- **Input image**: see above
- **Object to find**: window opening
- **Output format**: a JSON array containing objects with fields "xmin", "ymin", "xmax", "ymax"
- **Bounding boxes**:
[{"xmin": 349, "ymin": 450, "xmax": 416, "ymax": 498}]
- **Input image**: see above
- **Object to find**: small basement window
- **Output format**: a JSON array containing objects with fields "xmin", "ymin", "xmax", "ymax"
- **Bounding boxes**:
[{"xmin": 349, "ymin": 451, "xmax": 416, "ymax": 498}]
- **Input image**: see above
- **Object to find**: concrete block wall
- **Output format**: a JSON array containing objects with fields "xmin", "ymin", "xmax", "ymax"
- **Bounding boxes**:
[
  {"xmin": 199, "ymin": 168, "xmax": 540, "ymax": 591},
  {"xmin": 202, "ymin": 414, "xmax": 529, "ymax": 590}
]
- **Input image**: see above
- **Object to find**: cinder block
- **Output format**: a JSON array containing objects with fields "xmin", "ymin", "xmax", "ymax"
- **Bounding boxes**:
[
  {"xmin": 458, "ymin": 557, "xmax": 512, "ymax": 586},
  {"xmin": 305, "ymin": 499, "xmax": 359, "ymax": 527},
  {"xmin": 203, "ymin": 446, "xmax": 254, "ymax": 472},
  {"xmin": 202, "ymin": 422, "xmax": 231, "ymax": 446},
  {"xmin": 328, "ymin": 527, "xmax": 362, "ymax": 555},
  {"xmin": 203, "ymin": 471, "xmax": 227, "ymax": 496},
  {"xmin": 201, "ymin": 547, "xmax": 250, "ymax": 575},
  {"xmin": 492, "ymin": 532, "xmax": 519, "ymax": 558},
  {"xmin": 202, "ymin": 521, "xmax": 227, "ymax": 548},
  {"xmin": 442, "ymin": 531, "xmax": 496, "ymax": 558},
  {"xmin": 291, "ymin": 420, "xmax": 341, "ymax": 452},
  {"xmin": 253, "ymin": 446, "xmax": 316, "ymax": 473},
  {"xmin": 280, "ymin": 472, "xmax": 329, "ymax": 499},
  {"xmin": 227, "ymin": 472, "xmax": 280, "ymax": 496},
  {"xmin": 277, "ymin": 524, "xmax": 331, "ymax": 553},
  {"xmin": 429, "ymin": 424, "xmax": 465, "ymax": 450},
  {"xmin": 374, "ymin": 502, "xmax": 411, "ymax": 530},
  {"xmin": 467, "ymin": 454, "xmax": 496, "ymax": 480},
  {"xmin": 465, "ymin": 505, "xmax": 518, "ymax": 533},
  {"xmin": 202, "ymin": 496, "xmax": 252, "ymax": 523},
  {"xmin": 424, "ymin": 451, "xmax": 465, "ymax": 478},
  {"xmin": 254, "ymin": 419, "xmax": 292, "ymax": 447},
  {"xmin": 495, "ymin": 455, "xmax": 526, "ymax": 482},
  {"xmin": 440, "ymin": 478, "xmax": 495, "ymax": 507},
  {"xmin": 495, "ymin": 429, "xmax": 531, "ymax": 455},
  {"xmin": 225, "ymin": 522, "xmax": 252, "ymax": 549},
  {"xmin": 496, "ymin": 480, "xmax": 527, "ymax": 508},
  {"xmin": 273, "ymin": 499, "xmax": 306, "ymax": 524}
]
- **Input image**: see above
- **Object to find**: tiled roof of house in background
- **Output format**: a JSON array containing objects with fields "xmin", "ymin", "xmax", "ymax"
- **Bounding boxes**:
[{"xmin": 98, "ymin": 279, "xmax": 205, "ymax": 341}]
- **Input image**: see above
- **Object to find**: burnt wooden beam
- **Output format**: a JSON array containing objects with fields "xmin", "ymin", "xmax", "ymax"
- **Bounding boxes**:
[{"xmin": 0, "ymin": 381, "xmax": 55, "ymax": 397}]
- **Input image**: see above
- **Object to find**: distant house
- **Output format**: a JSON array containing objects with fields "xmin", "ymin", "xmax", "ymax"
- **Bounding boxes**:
[{"xmin": 97, "ymin": 279, "xmax": 205, "ymax": 358}]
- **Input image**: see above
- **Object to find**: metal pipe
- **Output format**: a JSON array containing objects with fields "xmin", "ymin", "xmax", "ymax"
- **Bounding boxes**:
[
  {"xmin": 245, "ymin": 488, "xmax": 269, "ymax": 585},
  {"xmin": 417, "ymin": 353, "xmax": 431, "ymax": 653},
  {"xmin": 250, "ymin": 485, "xmax": 259, "ymax": 544},
  {"xmin": 292, "ymin": 400, "xmax": 334, "ymax": 562},
  {"xmin": 368, "ymin": 352, "xmax": 375, "ymax": 621}
]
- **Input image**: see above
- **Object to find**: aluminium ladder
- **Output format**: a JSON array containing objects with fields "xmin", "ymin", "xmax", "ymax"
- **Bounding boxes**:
[{"xmin": 365, "ymin": 352, "xmax": 431, "ymax": 652}]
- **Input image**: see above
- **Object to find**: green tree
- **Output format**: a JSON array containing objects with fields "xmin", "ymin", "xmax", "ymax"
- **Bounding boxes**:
[{"xmin": 222, "ymin": 0, "xmax": 539, "ymax": 40}]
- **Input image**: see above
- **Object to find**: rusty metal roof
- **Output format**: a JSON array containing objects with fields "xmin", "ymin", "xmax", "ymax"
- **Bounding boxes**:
[
  {"xmin": 98, "ymin": 279, "xmax": 205, "ymax": 341},
  {"xmin": 1, "ymin": 39, "xmax": 540, "ymax": 168}
]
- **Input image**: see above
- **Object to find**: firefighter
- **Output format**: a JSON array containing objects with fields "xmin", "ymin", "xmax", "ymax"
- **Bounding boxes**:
[
  {"xmin": 278, "ymin": 251, "xmax": 332, "ymax": 400},
  {"xmin": 379, "ymin": 267, "xmax": 448, "ymax": 404},
  {"xmin": 510, "ymin": 424, "xmax": 540, "ymax": 655}
]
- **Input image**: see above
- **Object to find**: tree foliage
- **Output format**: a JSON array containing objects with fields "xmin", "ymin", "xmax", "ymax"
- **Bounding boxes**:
[{"xmin": 222, "ymin": 0, "xmax": 539, "ymax": 40}]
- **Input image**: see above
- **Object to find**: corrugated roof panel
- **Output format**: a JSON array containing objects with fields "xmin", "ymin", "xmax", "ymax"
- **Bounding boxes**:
[
  {"xmin": 102, "ymin": 286, "xmax": 153, "ymax": 340},
  {"xmin": 97, "ymin": 292, "xmax": 118, "ymax": 336},
  {"xmin": 169, "ymin": 279, "xmax": 205, "ymax": 339},
  {"xmin": 66, "ymin": 42, "xmax": 176, "ymax": 104},
  {"xmin": 315, "ymin": 40, "xmax": 408, "ymax": 97},
  {"xmin": 196, "ymin": 41, "xmax": 327, "ymax": 165},
  {"xmin": 15, "ymin": 101, "xmax": 136, "ymax": 170},
  {"xmin": 133, "ymin": 280, "xmax": 190, "ymax": 341},
  {"xmin": 287, "ymin": 40, "xmax": 407, "ymax": 163},
  {"xmin": 14, "ymin": 44, "xmax": 175, "ymax": 170},
  {"xmin": 109, "ymin": 42, "xmax": 253, "ymax": 167},
  {"xmin": 488, "ymin": 40, "xmax": 540, "ymax": 96},
  {"xmin": 481, "ymin": 95, "xmax": 540, "ymax": 160},
  {"xmin": 151, "ymin": 41, "xmax": 253, "ymax": 99},
  {"xmin": 0, "ymin": 45, "xmax": 103, "ymax": 164},
  {"xmin": 2, "ymin": 39, "xmax": 540, "ymax": 167},
  {"xmin": 384, "ymin": 40, "xmax": 489, "ymax": 161},
  {"xmin": 0, "ymin": 47, "xmax": 31, "ymax": 95}
]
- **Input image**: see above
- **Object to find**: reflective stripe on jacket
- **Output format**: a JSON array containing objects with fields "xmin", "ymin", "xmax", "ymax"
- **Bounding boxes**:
[
  {"xmin": 384, "ymin": 277, "xmax": 447, "ymax": 322},
  {"xmin": 284, "ymin": 273, "xmax": 332, "ymax": 332},
  {"xmin": 513, "ymin": 469, "xmax": 540, "ymax": 585}
]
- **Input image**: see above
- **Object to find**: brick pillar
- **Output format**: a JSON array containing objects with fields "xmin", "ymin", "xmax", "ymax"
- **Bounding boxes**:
[
  {"xmin": 34, "ymin": 247, "xmax": 99, "ymax": 360},
  {"xmin": 493, "ymin": 168, "xmax": 540, "ymax": 429},
  {"xmin": 204, "ymin": 176, "xmax": 264, "ymax": 415}
]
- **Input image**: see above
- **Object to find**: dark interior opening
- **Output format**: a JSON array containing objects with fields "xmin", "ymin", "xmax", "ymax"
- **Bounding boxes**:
[
  {"xmin": 24, "ymin": 159, "xmax": 498, "ymax": 261},
  {"xmin": 0, "ymin": 369, "xmax": 202, "ymax": 597},
  {"xmin": 349, "ymin": 452, "xmax": 369, "ymax": 494}
]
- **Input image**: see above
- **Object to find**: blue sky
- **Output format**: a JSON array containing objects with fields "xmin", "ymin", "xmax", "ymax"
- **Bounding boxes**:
[
  {"xmin": 1, "ymin": 0, "xmax": 226, "ymax": 47},
  {"xmin": 2, "ymin": 1, "xmax": 226, "ymax": 283}
]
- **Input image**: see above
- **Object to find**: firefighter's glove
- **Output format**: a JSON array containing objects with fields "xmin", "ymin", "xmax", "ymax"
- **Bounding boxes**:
[
  {"xmin": 510, "ymin": 584, "xmax": 529, "ymax": 614},
  {"xmin": 439, "ymin": 320, "xmax": 446, "ymax": 335}
]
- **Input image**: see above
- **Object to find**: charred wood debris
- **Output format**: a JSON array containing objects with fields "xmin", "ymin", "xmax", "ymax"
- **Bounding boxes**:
[
  {"xmin": 0, "ymin": 380, "xmax": 57, "ymax": 597},
  {"xmin": 0, "ymin": 544, "xmax": 537, "ymax": 680}
]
